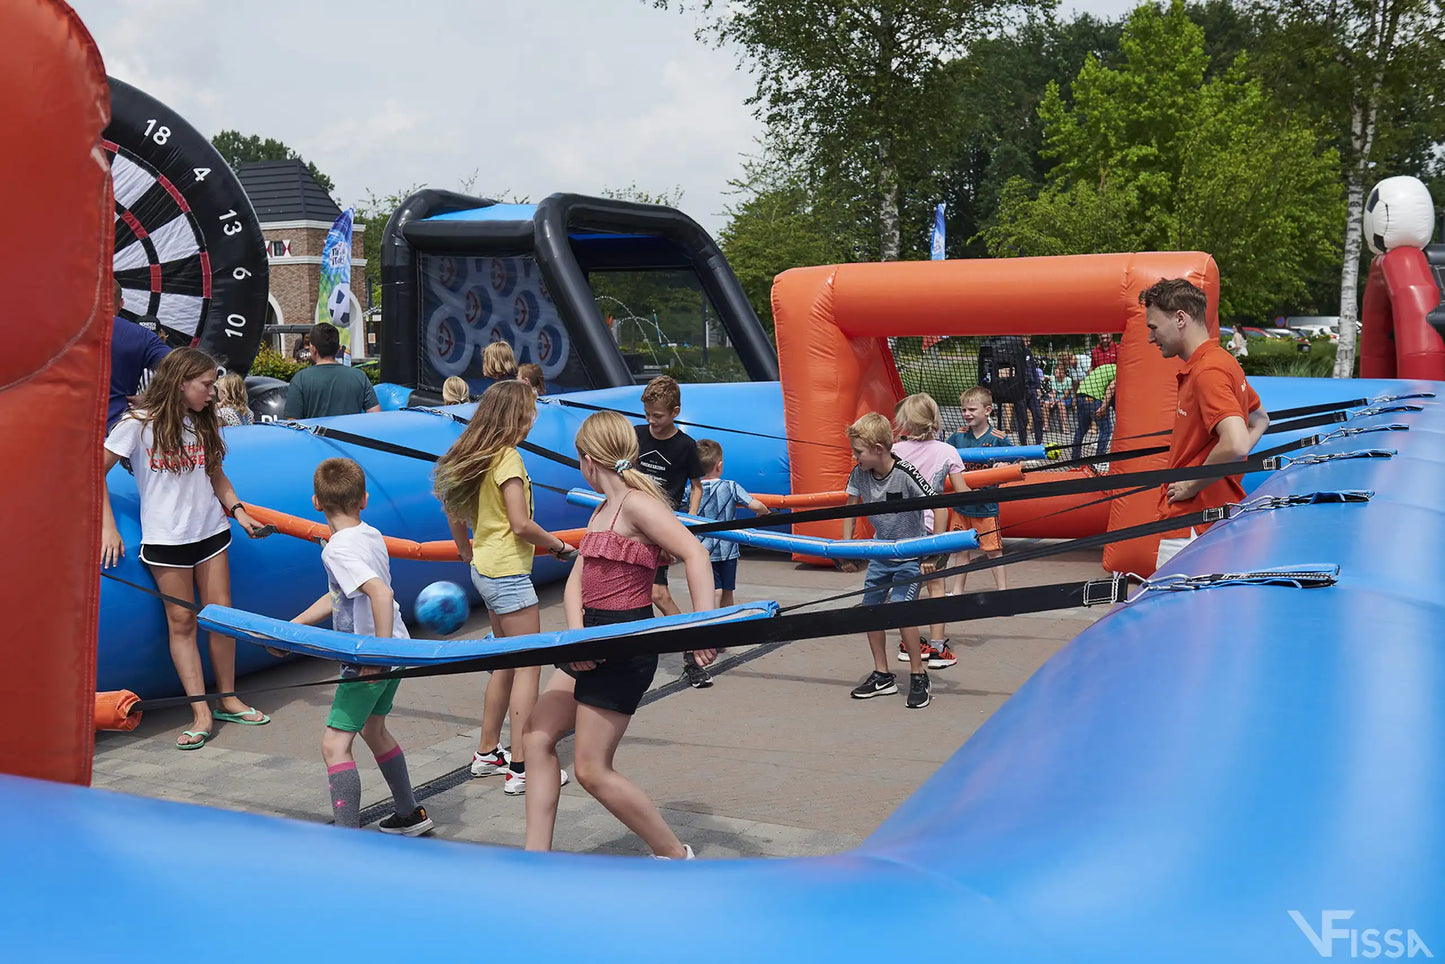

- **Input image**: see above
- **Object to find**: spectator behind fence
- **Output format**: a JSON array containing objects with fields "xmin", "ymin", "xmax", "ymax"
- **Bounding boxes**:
[{"xmin": 283, "ymin": 322, "xmax": 380, "ymax": 419}]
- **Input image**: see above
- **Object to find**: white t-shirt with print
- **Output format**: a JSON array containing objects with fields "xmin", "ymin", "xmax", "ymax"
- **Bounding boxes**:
[
  {"xmin": 104, "ymin": 412, "xmax": 230, "ymax": 546},
  {"xmin": 322, "ymin": 523, "xmax": 410, "ymax": 679},
  {"xmin": 322, "ymin": 522, "xmax": 410, "ymax": 640}
]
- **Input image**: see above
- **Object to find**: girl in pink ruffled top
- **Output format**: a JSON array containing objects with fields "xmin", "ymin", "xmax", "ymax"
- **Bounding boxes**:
[{"xmin": 522, "ymin": 410, "xmax": 715, "ymax": 858}]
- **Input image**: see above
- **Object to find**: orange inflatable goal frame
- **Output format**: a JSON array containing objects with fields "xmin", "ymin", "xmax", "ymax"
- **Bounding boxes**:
[{"xmin": 771, "ymin": 253, "xmax": 1221, "ymax": 576}]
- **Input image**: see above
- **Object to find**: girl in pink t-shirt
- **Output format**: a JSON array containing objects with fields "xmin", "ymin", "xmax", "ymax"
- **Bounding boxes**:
[{"xmin": 892, "ymin": 394, "xmax": 969, "ymax": 669}]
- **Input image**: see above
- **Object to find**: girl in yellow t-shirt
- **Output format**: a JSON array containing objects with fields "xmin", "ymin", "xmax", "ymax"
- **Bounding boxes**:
[{"xmin": 435, "ymin": 379, "xmax": 577, "ymax": 795}]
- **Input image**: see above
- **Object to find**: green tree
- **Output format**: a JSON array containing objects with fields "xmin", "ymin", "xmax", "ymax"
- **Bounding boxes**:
[
  {"xmin": 982, "ymin": 1, "xmax": 1343, "ymax": 321},
  {"xmin": 1251, "ymin": 0, "xmax": 1445, "ymax": 376},
  {"xmin": 654, "ymin": 0, "xmax": 1049, "ymax": 262},
  {"xmin": 211, "ymin": 130, "xmax": 335, "ymax": 193},
  {"xmin": 715, "ymin": 148, "xmax": 866, "ymax": 332}
]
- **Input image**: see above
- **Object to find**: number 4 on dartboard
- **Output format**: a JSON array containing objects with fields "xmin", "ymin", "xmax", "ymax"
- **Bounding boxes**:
[{"xmin": 194, "ymin": 168, "xmax": 209, "ymax": 182}]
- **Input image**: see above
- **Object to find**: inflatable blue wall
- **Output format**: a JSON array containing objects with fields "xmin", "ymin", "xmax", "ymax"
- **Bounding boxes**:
[
  {"xmin": 100, "ymin": 382, "xmax": 788, "ymax": 697},
  {"xmin": 33, "ymin": 377, "xmax": 1445, "ymax": 958}
]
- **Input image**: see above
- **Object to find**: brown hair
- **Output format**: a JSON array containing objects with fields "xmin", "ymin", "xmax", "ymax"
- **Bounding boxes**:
[
  {"xmin": 961, "ymin": 386, "xmax": 993, "ymax": 408},
  {"xmin": 517, "ymin": 363, "xmax": 545, "ymax": 395},
  {"xmin": 432, "ymin": 379, "xmax": 536, "ymax": 523},
  {"xmin": 481, "ymin": 341, "xmax": 518, "ymax": 380},
  {"xmin": 696, "ymin": 438, "xmax": 723, "ymax": 473},
  {"xmin": 129, "ymin": 347, "xmax": 225, "ymax": 474},
  {"xmin": 640, "ymin": 375, "xmax": 681, "ymax": 410},
  {"xmin": 310, "ymin": 321, "xmax": 341, "ymax": 359},
  {"xmin": 314, "ymin": 457, "xmax": 367, "ymax": 514},
  {"xmin": 574, "ymin": 411, "xmax": 668, "ymax": 505},
  {"xmin": 893, "ymin": 393, "xmax": 941, "ymax": 440},
  {"xmin": 847, "ymin": 412, "xmax": 893, "ymax": 450},
  {"xmin": 1138, "ymin": 278, "xmax": 1207, "ymax": 320}
]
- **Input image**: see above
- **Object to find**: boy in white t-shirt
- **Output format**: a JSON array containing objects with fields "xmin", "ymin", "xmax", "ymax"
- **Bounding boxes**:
[
  {"xmin": 891, "ymin": 394, "xmax": 968, "ymax": 669},
  {"xmin": 288, "ymin": 457, "xmax": 432, "ymax": 835}
]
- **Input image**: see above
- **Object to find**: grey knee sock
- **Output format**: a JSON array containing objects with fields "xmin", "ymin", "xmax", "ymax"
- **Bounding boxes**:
[
  {"xmin": 327, "ymin": 763, "xmax": 362, "ymax": 828},
  {"xmin": 375, "ymin": 745, "xmax": 418, "ymax": 813}
]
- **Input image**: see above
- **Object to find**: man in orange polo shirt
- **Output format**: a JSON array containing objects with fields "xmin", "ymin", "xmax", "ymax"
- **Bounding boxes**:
[{"xmin": 1141, "ymin": 278, "xmax": 1271, "ymax": 568}]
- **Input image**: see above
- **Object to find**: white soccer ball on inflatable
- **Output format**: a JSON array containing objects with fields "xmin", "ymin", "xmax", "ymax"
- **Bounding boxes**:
[
  {"xmin": 327, "ymin": 284, "xmax": 353, "ymax": 327},
  {"xmin": 1363, "ymin": 175, "xmax": 1436, "ymax": 255}
]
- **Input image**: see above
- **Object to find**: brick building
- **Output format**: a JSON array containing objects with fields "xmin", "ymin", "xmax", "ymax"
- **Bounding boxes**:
[{"xmin": 236, "ymin": 160, "xmax": 368, "ymax": 356}]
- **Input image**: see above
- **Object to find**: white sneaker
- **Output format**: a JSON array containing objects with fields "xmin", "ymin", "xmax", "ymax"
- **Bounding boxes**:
[
  {"xmin": 470, "ymin": 745, "xmax": 512, "ymax": 777},
  {"xmin": 503, "ymin": 767, "xmax": 570, "ymax": 796},
  {"xmin": 653, "ymin": 844, "xmax": 696, "ymax": 860}
]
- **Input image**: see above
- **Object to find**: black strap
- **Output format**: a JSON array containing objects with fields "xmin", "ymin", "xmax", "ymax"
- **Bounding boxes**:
[
  {"xmin": 781, "ymin": 503, "xmax": 1224, "ymax": 613},
  {"xmin": 685, "ymin": 443, "xmax": 1311, "ymax": 536},
  {"xmin": 552, "ymin": 397, "xmax": 847, "ymax": 450},
  {"xmin": 130, "ymin": 577, "xmax": 1128, "ymax": 712}
]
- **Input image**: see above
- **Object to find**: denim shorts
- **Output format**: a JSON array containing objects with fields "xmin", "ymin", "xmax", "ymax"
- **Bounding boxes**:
[
  {"xmin": 469, "ymin": 569, "xmax": 538, "ymax": 615},
  {"xmin": 861, "ymin": 557, "xmax": 921, "ymax": 606}
]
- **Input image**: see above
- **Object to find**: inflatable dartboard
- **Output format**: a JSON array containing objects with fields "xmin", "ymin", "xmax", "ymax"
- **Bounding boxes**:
[{"xmin": 104, "ymin": 76, "xmax": 269, "ymax": 373}]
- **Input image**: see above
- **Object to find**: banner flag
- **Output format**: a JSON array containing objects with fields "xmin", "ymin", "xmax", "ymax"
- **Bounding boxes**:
[{"xmin": 315, "ymin": 208, "xmax": 356, "ymax": 362}]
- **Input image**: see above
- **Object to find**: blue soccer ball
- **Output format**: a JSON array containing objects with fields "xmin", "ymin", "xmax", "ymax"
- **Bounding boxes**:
[{"xmin": 414, "ymin": 580, "xmax": 469, "ymax": 636}]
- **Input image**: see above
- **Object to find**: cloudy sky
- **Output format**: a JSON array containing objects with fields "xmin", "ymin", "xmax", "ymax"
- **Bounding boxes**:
[{"xmin": 71, "ymin": 0, "xmax": 1140, "ymax": 235}]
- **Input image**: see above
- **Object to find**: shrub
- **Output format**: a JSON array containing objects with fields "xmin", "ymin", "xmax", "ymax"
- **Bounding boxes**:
[{"xmin": 247, "ymin": 346, "xmax": 307, "ymax": 382}]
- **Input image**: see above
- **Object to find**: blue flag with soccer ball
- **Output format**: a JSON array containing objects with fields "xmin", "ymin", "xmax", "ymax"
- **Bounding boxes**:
[
  {"xmin": 930, "ymin": 203, "xmax": 946, "ymax": 260},
  {"xmin": 315, "ymin": 208, "xmax": 356, "ymax": 361}
]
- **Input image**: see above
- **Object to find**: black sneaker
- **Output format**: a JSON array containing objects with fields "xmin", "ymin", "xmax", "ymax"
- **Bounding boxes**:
[
  {"xmin": 378, "ymin": 805, "xmax": 434, "ymax": 836},
  {"xmin": 682, "ymin": 661, "xmax": 714, "ymax": 689},
  {"xmin": 850, "ymin": 670, "xmax": 898, "ymax": 699},
  {"xmin": 906, "ymin": 672, "xmax": 931, "ymax": 709}
]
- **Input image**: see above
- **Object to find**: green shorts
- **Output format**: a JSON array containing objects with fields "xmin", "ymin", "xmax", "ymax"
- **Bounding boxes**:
[{"xmin": 326, "ymin": 678, "xmax": 400, "ymax": 732}]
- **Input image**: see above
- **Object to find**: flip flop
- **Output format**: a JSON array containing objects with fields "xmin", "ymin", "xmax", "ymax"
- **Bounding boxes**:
[
  {"xmin": 176, "ymin": 730, "xmax": 210, "ymax": 750},
  {"xmin": 212, "ymin": 707, "xmax": 270, "ymax": 725}
]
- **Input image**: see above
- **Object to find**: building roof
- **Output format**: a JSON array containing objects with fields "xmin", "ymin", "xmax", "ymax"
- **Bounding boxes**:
[{"xmin": 236, "ymin": 159, "xmax": 342, "ymax": 224}]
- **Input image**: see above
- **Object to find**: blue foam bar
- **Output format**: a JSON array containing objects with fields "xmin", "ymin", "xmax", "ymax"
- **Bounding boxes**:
[
  {"xmin": 565, "ymin": 489, "xmax": 980, "ymax": 556},
  {"xmin": 955, "ymin": 444, "xmax": 1048, "ymax": 462},
  {"xmin": 196, "ymin": 601, "xmax": 781, "ymax": 665}
]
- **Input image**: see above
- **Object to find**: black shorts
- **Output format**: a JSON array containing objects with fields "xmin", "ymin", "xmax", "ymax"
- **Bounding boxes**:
[
  {"xmin": 139, "ymin": 529, "xmax": 232, "ymax": 569},
  {"xmin": 562, "ymin": 606, "xmax": 659, "ymax": 716}
]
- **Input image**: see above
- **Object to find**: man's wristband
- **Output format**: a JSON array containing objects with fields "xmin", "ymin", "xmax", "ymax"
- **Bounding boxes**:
[{"xmin": 228, "ymin": 502, "xmax": 245, "ymax": 518}]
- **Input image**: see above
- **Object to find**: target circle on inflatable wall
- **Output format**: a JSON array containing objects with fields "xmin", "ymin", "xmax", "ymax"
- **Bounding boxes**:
[
  {"xmin": 425, "ymin": 307, "xmax": 474, "ymax": 377},
  {"xmin": 105, "ymin": 77, "xmax": 269, "ymax": 373}
]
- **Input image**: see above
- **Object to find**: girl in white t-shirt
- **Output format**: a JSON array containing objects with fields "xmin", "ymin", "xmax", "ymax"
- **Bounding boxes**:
[
  {"xmin": 892, "ymin": 394, "xmax": 970, "ymax": 670},
  {"xmin": 100, "ymin": 348, "xmax": 271, "ymax": 750}
]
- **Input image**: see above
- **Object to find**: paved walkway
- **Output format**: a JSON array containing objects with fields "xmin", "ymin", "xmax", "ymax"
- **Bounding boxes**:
[{"xmin": 93, "ymin": 547, "xmax": 1109, "ymax": 857}]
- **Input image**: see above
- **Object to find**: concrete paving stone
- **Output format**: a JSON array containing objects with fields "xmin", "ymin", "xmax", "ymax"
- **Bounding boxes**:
[{"xmin": 93, "ymin": 550, "xmax": 1109, "ymax": 856}]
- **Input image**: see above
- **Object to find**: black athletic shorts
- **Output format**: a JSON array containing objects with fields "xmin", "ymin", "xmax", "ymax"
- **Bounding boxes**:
[
  {"xmin": 561, "ymin": 605, "xmax": 659, "ymax": 716},
  {"xmin": 139, "ymin": 529, "xmax": 232, "ymax": 569}
]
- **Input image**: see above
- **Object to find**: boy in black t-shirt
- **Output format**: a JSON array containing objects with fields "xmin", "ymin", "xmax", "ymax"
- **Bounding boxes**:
[{"xmin": 634, "ymin": 376, "xmax": 711, "ymax": 688}]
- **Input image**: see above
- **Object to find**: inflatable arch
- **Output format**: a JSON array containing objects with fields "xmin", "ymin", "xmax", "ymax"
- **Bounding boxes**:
[
  {"xmin": 773, "ymin": 252, "xmax": 1220, "ymax": 576},
  {"xmin": 380, "ymin": 191, "xmax": 779, "ymax": 395}
]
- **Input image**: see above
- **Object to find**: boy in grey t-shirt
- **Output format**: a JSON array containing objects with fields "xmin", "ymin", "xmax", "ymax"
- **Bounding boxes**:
[{"xmin": 841, "ymin": 413, "xmax": 934, "ymax": 709}]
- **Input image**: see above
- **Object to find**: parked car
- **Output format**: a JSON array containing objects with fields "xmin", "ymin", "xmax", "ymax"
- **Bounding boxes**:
[{"xmin": 1291, "ymin": 324, "xmax": 1339, "ymax": 342}]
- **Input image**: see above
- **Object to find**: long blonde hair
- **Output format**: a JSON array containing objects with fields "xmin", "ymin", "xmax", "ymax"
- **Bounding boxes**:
[
  {"xmin": 130, "ymin": 347, "xmax": 225, "ymax": 473},
  {"xmin": 216, "ymin": 372, "xmax": 248, "ymax": 412},
  {"xmin": 433, "ymin": 379, "xmax": 535, "ymax": 523},
  {"xmin": 894, "ymin": 393, "xmax": 941, "ymax": 441},
  {"xmin": 575, "ymin": 411, "xmax": 667, "ymax": 505}
]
